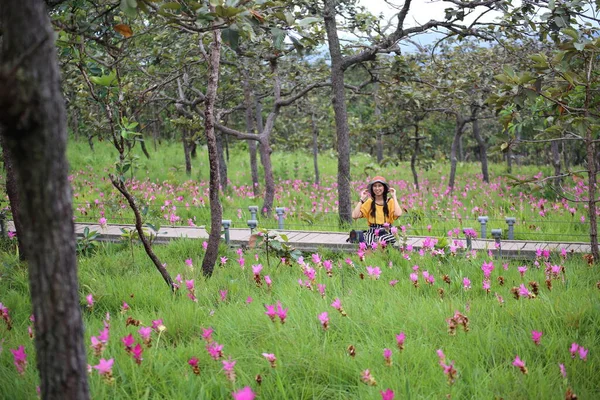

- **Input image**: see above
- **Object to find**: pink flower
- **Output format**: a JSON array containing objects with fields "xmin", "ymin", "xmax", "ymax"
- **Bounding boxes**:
[
  {"xmin": 232, "ymin": 386, "xmax": 256, "ymax": 400},
  {"xmin": 246, "ymin": 296, "xmax": 253, "ymax": 304},
  {"xmin": 512, "ymin": 355, "xmax": 527, "ymax": 374},
  {"xmin": 462, "ymin": 277, "xmax": 471, "ymax": 290},
  {"xmin": 202, "ymin": 241, "xmax": 208, "ymax": 250},
  {"xmin": 202, "ymin": 327, "xmax": 214, "ymax": 343},
  {"xmin": 578, "ymin": 346, "xmax": 588, "ymax": 361},
  {"xmin": 518, "ymin": 266, "xmax": 527, "ymax": 277},
  {"xmin": 97, "ymin": 327, "xmax": 109, "ymax": 343},
  {"xmin": 188, "ymin": 357, "xmax": 199, "ymax": 367},
  {"xmin": 383, "ymin": 348, "xmax": 392, "ymax": 366},
  {"xmin": 222, "ymin": 358, "xmax": 237, "ymax": 382},
  {"xmin": 220, "ymin": 256, "xmax": 228, "ymax": 265},
  {"xmin": 220, "ymin": 290, "xmax": 227, "ymax": 302},
  {"xmin": 409, "ymin": 273, "xmax": 418, "ymax": 283},
  {"xmin": 569, "ymin": 343, "xmax": 579, "ymax": 358},
  {"xmin": 98, "ymin": 217, "xmax": 107, "ymax": 227},
  {"xmin": 10, "ymin": 345, "xmax": 27, "ymax": 375},
  {"xmin": 331, "ymin": 298, "xmax": 342, "ymax": 310},
  {"xmin": 132, "ymin": 343, "xmax": 143, "ymax": 365},
  {"xmin": 152, "ymin": 319, "xmax": 165, "ymax": 332},
  {"xmin": 313, "ymin": 283, "xmax": 324, "ymax": 297},
  {"xmin": 318, "ymin": 312, "xmax": 329, "ymax": 330},
  {"xmin": 559, "ymin": 363, "xmax": 567, "ymax": 378},
  {"xmin": 121, "ymin": 302, "xmax": 130, "ymax": 312},
  {"xmin": 264, "ymin": 275, "xmax": 272, "ymax": 288},
  {"xmin": 138, "ymin": 326, "xmax": 152, "ymax": 341},
  {"xmin": 262, "ymin": 353, "xmax": 277, "ymax": 368},
  {"xmin": 396, "ymin": 332, "xmax": 406, "ymax": 350},
  {"xmin": 86, "ymin": 294, "xmax": 94, "ymax": 309},
  {"xmin": 389, "ymin": 280, "xmax": 399, "ymax": 287},
  {"xmin": 518, "ymin": 284, "xmax": 531, "ymax": 298},
  {"xmin": 276, "ymin": 301, "xmax": 288, "ymax": 324},
  {"xmin": 93, "ymin": 358, "xmax": 114, "ymax": 375},
  {"xmin": 122, "ymin": 334, "xmax": 135, "ymax": 350},
  {"xmin": 237, "ymin": 257, "xmax": 245, "ymax": 269},
  {"xmin": 185, "ymin": 258, "xmax": 193, "ymax": 268},
  {"xmin": 206, "ymin": 342, "xmax": 224, "ymax": 360},
  {"xmin": 531, "ymin": 330, "xmax": 542, "ymax": 346},
  {"xmin": 380, "ymin": 389, "xmax": 395, "ymax": 400},
  {"xmin": 311, "ymin": 253, "xmax": 321, "ymax": 265},
  {"xmin": 265, "ymin": 304, "xmax": 277, "ymax": 322},
  {"xmin": 252, "ymin": 264, "xmax": 263, "ymax": 276},
  {"xmin": 185, "ymin": 280, "xmax": 195, "ymax": 291},
  {"xmin": 366, "ymin": 266, "xmax": 382, "ymax": 279}
]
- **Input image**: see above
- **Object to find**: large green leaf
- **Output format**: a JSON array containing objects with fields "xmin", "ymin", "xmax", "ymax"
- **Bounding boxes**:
[{"xmin": 222, "ymin": 27, "xmax": 240, "ymax": 50}]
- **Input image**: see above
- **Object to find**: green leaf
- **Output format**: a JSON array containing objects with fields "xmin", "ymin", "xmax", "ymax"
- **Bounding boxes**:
[
  {"xmin": 160, "ymin": 2, "xmax": 182, "ymax": 10},
  {"xmin": 215, "ymin": 5, "xmax": 243, "ymax": 18},
  {"xmin": 289, "ymin": 36, "xmax": 304, "ymax": 56},
  {"xmin": 271, "ymin": 28, "xmax": 286, "ymax": 50},
  {"xmin": 562, "ymin": 28, "xmax": 579, "ymax": 40},
  {"xmin": 222, "ymin": 27, "xmax": 240, "ymax": 50},
  {"xmin": 120, "ymin": 0, "xmax": 138, "ymax": 18},
  {"xmin": 89, "ymin": 71, "xmax": 117, "ymax": 87},
  {"xmin": 297, "ymin": 17, "xmax": 320, "ymax": 27},
  {"xmin": 573, "ymin": 42, "xmax": 585, "ymax": 51}
]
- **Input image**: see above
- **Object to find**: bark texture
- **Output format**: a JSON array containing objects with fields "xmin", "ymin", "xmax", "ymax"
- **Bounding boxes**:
[
  {"xmin": 201, "ymin": 26, "xmax": 223, "ymax": 277},
  {"xmin": 0, "ymin": 1, "xmax": 90, "ymax": 398},
  {"xmin": 324, "ymin": 0, "xmax": 352, "ymax": 225}
]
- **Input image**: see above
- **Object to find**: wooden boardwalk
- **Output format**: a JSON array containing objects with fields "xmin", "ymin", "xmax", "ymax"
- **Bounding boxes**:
[
  {"xmin": 38, "ymin": 222, "xmax": 593, "ymax": 259},
  {"xmin": 6, "ymin": 221, "xmax": 590, "ymax": 259}
]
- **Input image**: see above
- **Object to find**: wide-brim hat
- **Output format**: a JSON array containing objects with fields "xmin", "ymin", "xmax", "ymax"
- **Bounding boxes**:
[{"xmin": 368, "ymin": 176, "xmax": 389, "ymax": 191}]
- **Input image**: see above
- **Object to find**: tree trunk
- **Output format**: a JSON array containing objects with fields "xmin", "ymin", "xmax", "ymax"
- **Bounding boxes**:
[
  {"xmin": 0, "ymin": 1, "xmax": 90, "ymax": 398},
  {"xmin": 374, "ymin": 82, "xmax": 383, "ymax": 163},
  {"xmin": 249, "ymin": 98, "xmax": 263, "ymax": 195},
  {"xmin": 448, "ymin": 117, "xmax": 467, "ymax": 192},
  {"xmin": 0, "ymin": 134, "xmax": 26, "ymax": 259},
  {"xmin": 551, "ymin": 140, "xmax": 562, "ymax": 188},
  {"xmin": 259, "ymin": 137, "xmax": 275, "ymax": 216},
  {"xmin": 87, "ymin": 133, "xmax": 94, "ymax": 152},
  {"xmin": 216, "ymin": 131, "xmax": 228, "ymax": 190},
  {"xmin": 311, "ymin": 111, "xmax": 320, "ymax": 186},
  {"xmin": 472, "ymin": 118, "xmax": 489, "ymax": 183},
  {"xmin": 584, "ymin": 56, "xmax": 599, "ymax": 261},
  {"xmin": 201, "ymin": 25, "xmax": 223, "ymax": 277},
  {"xmin": 410, "ymin": 125, "xmax": 420, "ymax": 191},
  {"xmin": 241, "ymin": 67, "xmax": 262, "ymax": 197},
  {"xmin": 183, "ymin": 127, "xmax": 192, "ymax": 176},
  {"xmin": 324, "ymin": 0, "xmax": 352, "ymax": 225}
]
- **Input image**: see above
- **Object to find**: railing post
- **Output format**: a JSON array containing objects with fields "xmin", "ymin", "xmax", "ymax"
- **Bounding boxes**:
[
  {"xmin": 505, "ymin": 217, "xmax": 516, "ymax": 240},
  {"xmin": 248, "ymin": 206, "xmax": 258, "ymax": 221},
  {"xmin": 222, "ymin": 220, "xmax": 232, "ymax": 244},
  {"xmin": 477, "ymin": 216, "xmax": 489, "ymax": 239},
  {"xmin": 275, "ymin": 207, "xmax": 285, "ymax": 230},
  {"xmin": 247, "ymin": 219, "xmax": 257, "ymax": 234},
  {"xmin": 462, "ymin": 227, "xmax": 473, "ymax": 251},
  {"xmin": 491, "ymin": 228, "xmax": 502, "ymax": 259}
]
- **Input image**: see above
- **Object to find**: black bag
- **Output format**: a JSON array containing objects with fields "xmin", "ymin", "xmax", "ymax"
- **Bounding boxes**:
[{"xmin": 347, "ymin": 229, "xmax": 365, "ymax": 243}]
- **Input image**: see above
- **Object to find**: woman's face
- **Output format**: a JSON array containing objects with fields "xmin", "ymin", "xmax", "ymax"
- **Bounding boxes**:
[{"xmin": 371, "ymin": 182, "xmax": 385, "ymax": 196}]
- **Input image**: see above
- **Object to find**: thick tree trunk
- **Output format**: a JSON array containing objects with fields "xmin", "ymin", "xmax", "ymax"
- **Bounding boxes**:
[
  {"xmin": 0, "ymin": 134, "xmax": 26, "ymax": 259},
  {"xmin": 0, "ymin": 1, "xmax": 90, "ymax": 398},
  {"xmin": 201, "ymin": 26, "xmax": 223, "ymax": 277},
  {"xmin": 311, "ymin": 111, "xmax": 320, "ymax": 185},
  {"xmin": 448, "ymin": 117, "xmax": 467, "ymax": 193},
  {"xmin": 324, "ymin": 0, "xmax": 352, "ymax": 225},
  {"xmin": 472, "ymin": 118, "xmax": 489, "ymax": 183}
]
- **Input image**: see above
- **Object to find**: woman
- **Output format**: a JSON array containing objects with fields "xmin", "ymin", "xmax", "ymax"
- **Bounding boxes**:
[{"xmin": 352, "ymin": 176, "xmax": 402, "ymax": 246}]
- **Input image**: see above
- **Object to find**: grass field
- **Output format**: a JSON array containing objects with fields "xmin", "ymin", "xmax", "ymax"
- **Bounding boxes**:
[
  {"xmin": 60, "ymin": 140, "xmax": 594, "ymax": 243},
  {"xmin": 0, "ymin": 237, "xmax": 598, "ymax": 399}
]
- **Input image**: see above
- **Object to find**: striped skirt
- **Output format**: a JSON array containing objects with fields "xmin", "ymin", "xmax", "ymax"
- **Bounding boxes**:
[{"xmin": 364, "ymin": 224, "xmax": 396, "ymax": 246}]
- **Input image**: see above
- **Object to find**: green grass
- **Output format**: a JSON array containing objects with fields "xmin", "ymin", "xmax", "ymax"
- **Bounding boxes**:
[
  {"xmin": 0, "ymin": 240, "xmax": 599, "ymax": 399},
  {"xmin": 58, "ymin": 139, "xmax": 594, "ymax": 243}
]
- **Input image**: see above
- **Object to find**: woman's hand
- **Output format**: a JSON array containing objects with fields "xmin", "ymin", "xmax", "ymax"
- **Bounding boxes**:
[
  {"xmin": 360, "ymin": 190, "xmax": 370, "ymax": 202},
  {"xmin": 389, "ymin": 188, "xmax": 397, "ymax": 198}
]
